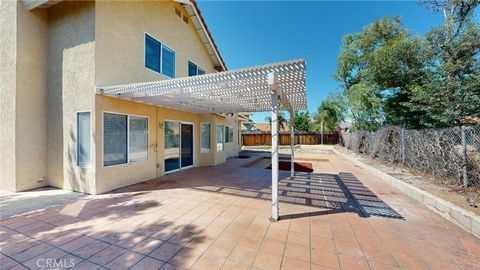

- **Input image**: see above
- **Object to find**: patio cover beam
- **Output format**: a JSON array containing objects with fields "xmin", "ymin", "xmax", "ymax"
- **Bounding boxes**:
[
  {"xmin": 97, "ymin": 59, "xmax": 306, "ymax": 114},
  {"xmin": 96, "ymin": 59, "xmax": 307, "ymax": 222}
]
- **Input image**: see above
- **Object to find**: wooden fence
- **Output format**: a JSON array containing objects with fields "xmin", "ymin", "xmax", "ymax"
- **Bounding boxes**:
[{"xmin": 241, "ymin": 132, "xmax": 339, "ymax": 146}]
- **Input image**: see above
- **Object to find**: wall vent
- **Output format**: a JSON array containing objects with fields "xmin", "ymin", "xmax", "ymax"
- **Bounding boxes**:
[
  {"xmin": 175, "ymin": 7, "xmax": 181, "ymax": 17},
  {"xmin": 183, "ymin": 15, "xmax": 189, "ymax": 24}
]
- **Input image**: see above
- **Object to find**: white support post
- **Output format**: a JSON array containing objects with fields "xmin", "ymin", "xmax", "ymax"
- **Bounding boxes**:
[
  {"xmin": 289, "ymin": 112, "xmax": 295, "ymax": 178},
  {"xmin": 269, "ymin": 72, "xmax": 279, "ymax": 222}
]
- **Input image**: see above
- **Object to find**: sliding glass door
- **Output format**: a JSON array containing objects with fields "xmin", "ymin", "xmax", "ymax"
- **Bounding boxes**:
[{"xmin": 164, "ymin": 121, "xmax": 193, "ymax": 173}]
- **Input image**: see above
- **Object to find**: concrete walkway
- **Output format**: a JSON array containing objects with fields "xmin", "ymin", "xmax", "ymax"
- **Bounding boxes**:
[
  {"xmin": 1, "ymin": 152, "xmax": 479, "ymax": 270},
  {"xmin": 0, "ymin": 187, "xmax": 85, "ymax": 219}
]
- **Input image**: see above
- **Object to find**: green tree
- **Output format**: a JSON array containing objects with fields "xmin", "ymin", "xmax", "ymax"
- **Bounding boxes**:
[
  {"xmin": 265, "ymin": 112, "xmax": 288, "ymax": 131},
  {"xmin": 314, "ymin": 95, "xmax": 346, "ymax": 132},
  {"xmin": 413, "ymin": 0, "xmax": 480, "ymax": 127},
  {"xmin": 293, "ymin": 111, "xmax": 312, "ymax": 132},
  {"xmin": 335, "ymin": 17, "xmax": 430, "ymax": 129}
]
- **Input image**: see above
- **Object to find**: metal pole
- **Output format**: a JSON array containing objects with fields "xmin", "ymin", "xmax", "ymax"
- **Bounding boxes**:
[
  {"xmin": 321, "ymin": 126, "xmax": 324, "ymax": 145},
  {"xmin": 271, "ymin": 92, "xmax": 279, "ymax": 221},
  {"xmin": 461, "ymin": 125, "xmax": 468, "ymax": 188},
  {"xmin": 401, "ymin": 128, "xmax": 405, "ymax": 164},
  {"xmin": 290, "ymin": 114, "xmax": 295, "ymax": 178},
  {"xmin": 267, "ymin": 71, "xmax": 279, "ymax": 221}
]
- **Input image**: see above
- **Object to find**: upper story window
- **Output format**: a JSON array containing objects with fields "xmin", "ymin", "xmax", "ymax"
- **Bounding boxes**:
[
  {"xmin": 162, "ymin": 45, "xmax": 175, "ymax": 78},
  {"xmin": 188, "ymin": 61, "xmax": 205, "ymax": 77},
  {"xmin": 145, "ymin": 34, "xmax": 161, "ymax": 73},
  {"xmin": 145, "ymin": 34, "xmax": 175, "ymax": 78}
]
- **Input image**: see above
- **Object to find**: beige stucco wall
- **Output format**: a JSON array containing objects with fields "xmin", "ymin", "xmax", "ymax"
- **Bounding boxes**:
[
  {"xmin": 0, "ymin": 1, "xmax": 48, "ymax": 192},
  {"xmin": 1, "ymin": 0, "xmax": 241, "ymax": 194},
  {"xmin": 63, "ymin": 41, "xmax": 96, "ymax": 194},
  {"xmin": 47, "ymin": 1, "xmax": 95, "ymax": 190},
  {"xmin": 15, "ymin": 4, "xmax": 49, "ymax": 191},
  {"xmin": 92, "ymin": 0, "xmax": 237, "ymax": 194},
  {"xmin": 95, "ymin": 0, "xmax": 215, "ymax": 86},
  {"xmin": 94, "ymin": 96, "xmax": 240, "ymax": 194},
  {"xmin": 94, "ymin": 96, "xmax": 158, "ymax": 194},
  {"xmin": 0, "ymin": 0, "xmax": 17, "ymax": 191},
  {"xmin": 223, "ymin": 114, "xmax": 242, "ymax": 159}
]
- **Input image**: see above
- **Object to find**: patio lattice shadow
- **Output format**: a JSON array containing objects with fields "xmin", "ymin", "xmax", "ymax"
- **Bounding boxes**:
[{"xmin": 112, "ymin": 166, "xmax": 403, "ymax": 220}]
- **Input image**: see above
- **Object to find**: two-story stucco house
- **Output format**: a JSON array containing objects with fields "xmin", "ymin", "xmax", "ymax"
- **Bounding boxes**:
[{"xmin": 0, "ymin": 0, "xmax": 244, "ymax": 194}]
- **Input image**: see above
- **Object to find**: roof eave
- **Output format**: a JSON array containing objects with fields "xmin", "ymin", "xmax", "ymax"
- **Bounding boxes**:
[{"xmin": 178, "ymin": 0, "xmax": 227, "ymax": 72}]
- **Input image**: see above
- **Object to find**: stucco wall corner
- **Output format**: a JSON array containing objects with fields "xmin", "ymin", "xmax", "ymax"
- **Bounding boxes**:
[
  {"xmin": 63, "ymin": 41, "xmax": 96, "ymax": 194},
  {"xmin": 0, "ymin": 0, "xmax": 18, "ymax": 191}
]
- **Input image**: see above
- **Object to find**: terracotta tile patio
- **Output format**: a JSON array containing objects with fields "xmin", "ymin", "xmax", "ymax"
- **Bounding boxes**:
[{"xmin": 1, "ymin": 152, "xmax": 479, "ymax": 269}]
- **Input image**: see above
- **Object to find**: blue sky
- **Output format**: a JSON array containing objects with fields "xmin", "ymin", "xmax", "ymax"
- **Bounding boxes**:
[{"xmin": 197, "ymin": 0, "xmax": 445, "ymax": 123}]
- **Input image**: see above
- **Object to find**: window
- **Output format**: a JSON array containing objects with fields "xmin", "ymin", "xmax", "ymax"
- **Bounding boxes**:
[
  {"xmin": 164, "ymin": 121, "xmax": 180, "ymax": 172},
  {"xmin": 162, "ymin": 45, "xmax": 175, "ymax": 78},
  {"xmin": 129, "ymin": 116, "xmax": 148, "ymax": 163},
  {"xmin": 216, "ymin": 124, "xmax": 224, "ymax": 152},
  {"xmin": 188, "ymin": 61, "xmax": 197, "ymax": 77},
  {"xmin": 201, "ymin": 123, "xmax": 211, "ymax": 153},
  {"xmin": 229, "ymin": 126, "xmax": 234, "ymax": 143},
  {"xmin": 145, "ymin": 34, "xmax": 161, "ymax": 73},
  {"xmin": 188, "ymin": 61, "xmax": 205, "ymax": 76},
  {"xmin": 77, "ymin": 112, "xmax": 91, "ymax": 167},
  {"xmin": 145, "ymin": 34, "xmax": 175, "ymax": 78},
  {"xmin": 104, "ymin": 113, "xmax": 128, "ymax": 166},
  {"xmin": 225, "ymin": 126, "xmax": 234, "ymax": 143},
  {"xmin": 103, "ymin": 113, "xmax": 148, "ymax": 166}
]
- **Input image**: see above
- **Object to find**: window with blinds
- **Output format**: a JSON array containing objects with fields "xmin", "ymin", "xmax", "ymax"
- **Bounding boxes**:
[
  {"xmin": 104, "ymin": 113, "xmax": 128, "ymax": 166},
  {"xmin": 77, "ymin": 112, "xmax": 91, "ymax": 167},
  {"xmin": 104, "ymin": 113, "xmax": 148, "ymax": 166},
  {"xmin": 129, "ymin": 116, "xmax": 148, "ymax": 163},
  {"xmin": 201, "ymin": 123, "xmax": 211, "ymax": 153}
]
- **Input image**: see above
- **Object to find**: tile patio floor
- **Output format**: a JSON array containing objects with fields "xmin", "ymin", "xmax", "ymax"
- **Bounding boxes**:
[{"xmin": 1, "ymin": 151, "xmax": 479, "ymax": 270}]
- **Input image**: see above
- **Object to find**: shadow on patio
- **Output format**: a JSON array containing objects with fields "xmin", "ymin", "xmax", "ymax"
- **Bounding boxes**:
[{"xmin": 112, "ymin": 163, "xmax": 403, "ymax": 220}]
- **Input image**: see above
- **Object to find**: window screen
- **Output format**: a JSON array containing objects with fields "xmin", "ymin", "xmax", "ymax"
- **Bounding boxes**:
[
  {"xmin": 129, "ymin": 116, "xmax": 148, "ymax": 163},
  {"xmin": 145, "ymin": 34, "xmax": 161, "ymax": 73},
  {"xmin": 77, "ymin": 112, "xmax": 91, "ymax": 167},
  {"xmin": 217, "ymin": 124, "xmax": 224, "ymax": 152},
  {"xmin": 162, "ymin": 45, "xmax": 175, "ymax": 78},
  {"xmin": 104, "ymin": 113, "xmax": 128, "ymax": 166},
  {"xmin": 201, "ymin": 123, "xmax": 211, "ymax": 153}
]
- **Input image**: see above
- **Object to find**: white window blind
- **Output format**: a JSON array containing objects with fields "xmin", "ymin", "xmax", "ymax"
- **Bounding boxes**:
[
  {"xmin": 201, "ymin": 123, "xmax": 211, "ymax": 153},
  {"xmin": 129, "ymin": 116, "xmax": 148, "ymax": 163},
  {"xmin": 77, "ymin": 112, "xmax": 91, "ymax": 167},
  {"xmin": 217, "ymin": 124, "xmax": 224, "ymax": 152},
  {"xmin": 104, "ymin": 113, "xmax": 128, "ymax": 166}
]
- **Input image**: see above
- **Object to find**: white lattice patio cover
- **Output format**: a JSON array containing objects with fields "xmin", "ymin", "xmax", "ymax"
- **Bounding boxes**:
[{"xmin": 97, "ymin": 59, "xmax": 306, "ymax": 113}]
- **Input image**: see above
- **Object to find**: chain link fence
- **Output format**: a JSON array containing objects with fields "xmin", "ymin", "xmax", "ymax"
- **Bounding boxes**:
[{"xmin": 342, "ymin": 125, "xmax": 480, "ymax": 188}]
